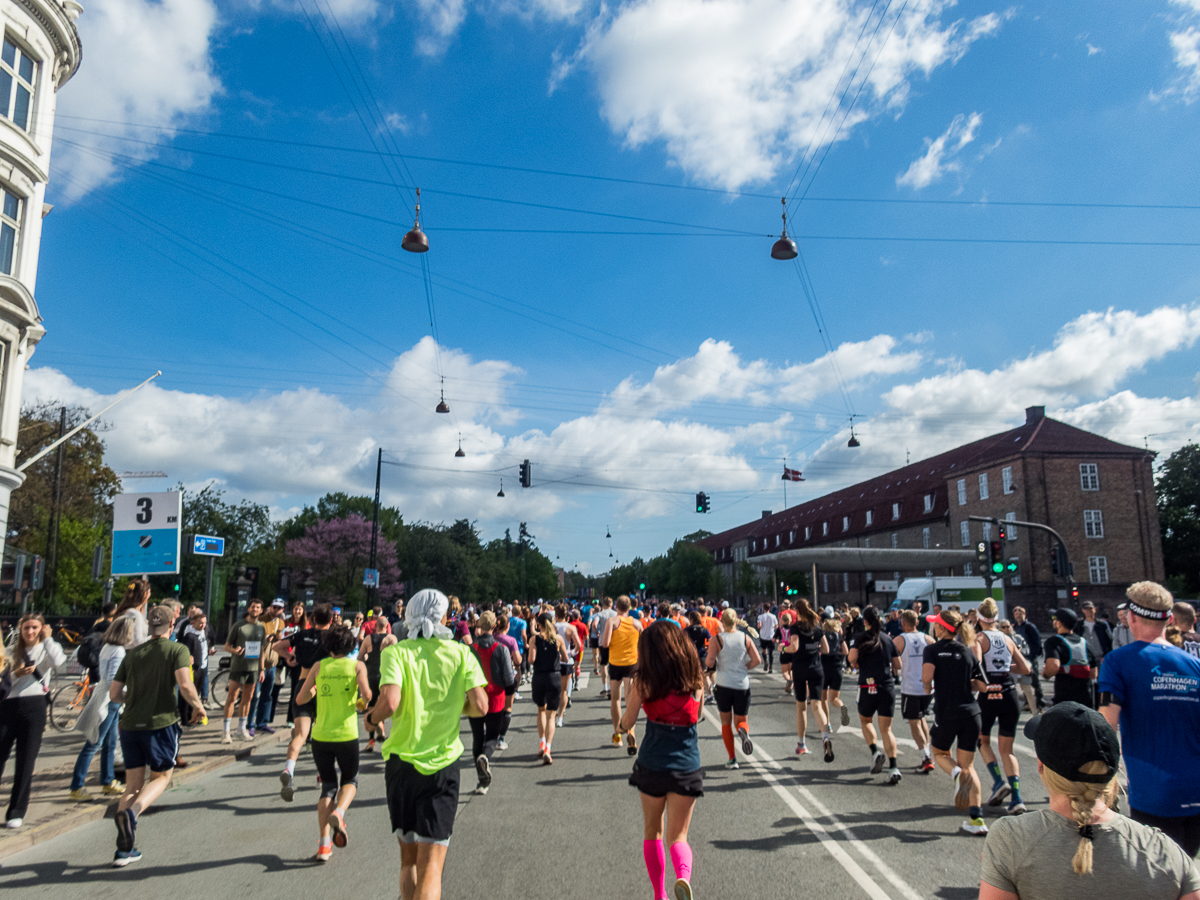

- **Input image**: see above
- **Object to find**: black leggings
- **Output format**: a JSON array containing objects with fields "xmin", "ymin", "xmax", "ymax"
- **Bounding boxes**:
[
  {"xmin": 311, "ymin": 739, "xmax": 359, "ymax": 800},
  {"xmin": 0, "ymin": 695, "xmax": 48, "ymax": 819},
  {"xmin": 469, "ymin": 711, "xmax": 506, "ymax": 761},
  {"xmin": 760, "ymin": 639, "xmax": 776, "ymax": 668}
]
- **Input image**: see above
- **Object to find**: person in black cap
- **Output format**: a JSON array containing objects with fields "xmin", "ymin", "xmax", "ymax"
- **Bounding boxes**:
[
  {"xmin": 1111, "ymin": 602, "xmax": 1133, "ymax": 650},
  {"xmin": 1041, "ymin": 608, "xmax": 1098, "ymax": 709},
  {"xmin": 979, "ymin": 701, "xmax": 1200, "ymax": 900}
]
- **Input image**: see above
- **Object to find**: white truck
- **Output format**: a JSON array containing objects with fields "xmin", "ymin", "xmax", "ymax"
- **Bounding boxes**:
[{"xmin": 890, "ymin": 576, "xmax": 1006, "ymax": 620}]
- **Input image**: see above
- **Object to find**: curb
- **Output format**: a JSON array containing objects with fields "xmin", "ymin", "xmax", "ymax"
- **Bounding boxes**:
[{"xmin": 0, "ymin": 732, "xmax": 283, "ymax": 861}]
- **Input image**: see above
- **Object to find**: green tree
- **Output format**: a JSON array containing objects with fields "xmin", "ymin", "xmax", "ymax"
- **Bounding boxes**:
[
  {"xmin": 736, "ymin": 560, "xmax": 764, "ymax": 598},
  {"xmin": 1158, "ymin": 444, "xmax": 1200, "ymax": 593}
]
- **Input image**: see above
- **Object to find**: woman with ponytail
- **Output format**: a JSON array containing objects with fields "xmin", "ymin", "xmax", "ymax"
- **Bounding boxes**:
[
  {"xmin": 528, "ymin": 612, "xmax": 567, "ymax": 764},
  {"xmin": 847, "ymin": 605, "xmax": 902, "ymax": 784},
  {"xmin": 980, "ymin": 701, "xmax": 1199, "ymax": 900},
  {"xmin": 922, "ymin": 608, "xmax": 989, "ymax": 835}
]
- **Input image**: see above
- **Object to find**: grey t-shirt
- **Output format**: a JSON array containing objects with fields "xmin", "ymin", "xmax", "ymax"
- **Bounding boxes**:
[{"xmin": 982, "ymin": 810, "xmax": 1200, "ymax": 900}]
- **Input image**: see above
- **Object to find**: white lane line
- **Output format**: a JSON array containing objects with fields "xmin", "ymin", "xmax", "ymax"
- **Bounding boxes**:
[{"xmin": 701, "ymin": 709, "xmax": 899, "ymax": 900}]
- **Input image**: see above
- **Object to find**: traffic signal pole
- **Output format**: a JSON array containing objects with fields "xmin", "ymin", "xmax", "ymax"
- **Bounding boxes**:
[{"xmin": 967, "ymin": 515, "xmax": 1076, "ymax": 591}]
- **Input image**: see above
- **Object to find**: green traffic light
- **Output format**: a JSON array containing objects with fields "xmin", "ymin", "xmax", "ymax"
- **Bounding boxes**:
[
  {"xmin": 1006, "ymin": 562, "xmax": 1018, "ymax": 572},
  {"xmin": 992, "ymin": 563, "xmax": 1004, "ymax": 574},
  {"xmin": 639, "ymin": 583, "xmax": 646, "ymax": 590}
]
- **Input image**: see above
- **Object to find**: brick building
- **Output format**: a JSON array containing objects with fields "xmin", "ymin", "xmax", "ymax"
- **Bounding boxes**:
[{"xmin": 696, "ymin": 407, "xmax": 1163, "ymax": 621}]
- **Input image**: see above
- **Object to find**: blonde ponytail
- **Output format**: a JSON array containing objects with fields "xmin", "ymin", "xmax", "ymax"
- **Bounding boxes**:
[
  {"xmin": 537, "ymin": 612, "xmax": 557, "ymax": 644},
  {"xmin": 1039, "ymin": 760, "xmax": 1120, "ymax": 875}
]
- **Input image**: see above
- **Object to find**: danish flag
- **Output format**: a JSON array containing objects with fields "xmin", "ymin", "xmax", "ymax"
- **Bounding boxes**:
[{"xmin": 782, "ymin": 467, "xmax": 805, "ymax": 482}]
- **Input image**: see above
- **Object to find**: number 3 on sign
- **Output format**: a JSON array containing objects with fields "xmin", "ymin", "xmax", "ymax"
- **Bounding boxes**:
[{"xmin": 136, "ymin": 497, "xmax": 153, "ymax": 524}]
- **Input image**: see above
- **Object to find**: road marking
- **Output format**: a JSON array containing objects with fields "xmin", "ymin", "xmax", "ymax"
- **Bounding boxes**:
[{"xmin": 702, "ymin": 709, "xmax": 904, "ymax": 900}]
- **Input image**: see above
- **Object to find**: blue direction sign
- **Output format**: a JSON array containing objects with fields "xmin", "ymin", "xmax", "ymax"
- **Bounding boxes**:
[
  {"xmin": 363, "ymin": 568, "xmax": 379, "ymax": 588},
  {"xmin": 193, "ymin": 535, "xmax": 225, "ymax": 556}
]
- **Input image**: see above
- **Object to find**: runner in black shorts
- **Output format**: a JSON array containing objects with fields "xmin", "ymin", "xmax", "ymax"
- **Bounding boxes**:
[
  {"xmin": 777, "ymin": 610, "xmax": 797, "ymax": 693},
  {"xmin": 847, "ymin": 607, "xmax": 902, "ymax": 784},
  {"xmin": 271, "ymin": 603, "xmax": 333, "ymax": 802},
  {"xmin": 922, "ymin": 609, "xmax": 989, "ymax": 835},
  {"xmin": 529, "ymin": 613, "xmax": 567, "ymax": 764},
  {"xmin": 973, "ymin": 598, "xmax": 1031, "ymax": 815},
  {"xmin": 821, "ymin": 617, "xmax": 849, "ymax": 727},
  {"xmin": 786, "ymin": 600, "xmax": 834, "ymax": 762}
]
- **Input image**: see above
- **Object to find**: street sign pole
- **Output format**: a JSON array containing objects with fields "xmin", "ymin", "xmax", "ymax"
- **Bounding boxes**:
[{"xmin": 205, "ymin": 555, "xmax": 215, "ymax": 619}]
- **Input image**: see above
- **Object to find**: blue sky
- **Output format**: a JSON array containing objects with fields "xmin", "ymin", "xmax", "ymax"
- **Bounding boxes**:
[{"xmin": 26, "ymin": 0, "xmax": 1200, "ymax": 576}]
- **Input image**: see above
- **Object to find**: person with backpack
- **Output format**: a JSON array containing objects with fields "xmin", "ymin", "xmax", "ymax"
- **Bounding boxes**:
[
  {"xmin": 1043, "ymin": 608, "xmax": 1099, "ymax": 708},
  {"xmin": 69, "ymin": 616, "xmax": 137, "ymax": 801},
  {"xmin": 78, "ymin": 604, "xmax": 116, "ymax": 687},
  {"xmin": 468, "ymin": 611, "xmax": 515, "ymax": 793}
]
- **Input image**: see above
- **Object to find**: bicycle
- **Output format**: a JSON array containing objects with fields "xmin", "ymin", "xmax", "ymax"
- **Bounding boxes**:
[
  {"xmin": 50, "ymin": 673, "xmax": 93, "ymax": 731},
  {"xmin": 209, "ymin": 656, "xmax": 232, "ymax": 709}
]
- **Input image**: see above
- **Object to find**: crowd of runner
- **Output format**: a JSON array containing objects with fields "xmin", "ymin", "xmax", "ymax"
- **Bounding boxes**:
[{"xmin": 0, "ymin": 580, "xmax": 1198, "ymax": 900}]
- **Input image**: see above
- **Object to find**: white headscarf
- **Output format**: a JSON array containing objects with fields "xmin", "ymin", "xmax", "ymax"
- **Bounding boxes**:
[{"xmin": 406, "ymin": 589, "xmax": 452, "ymax": 639}]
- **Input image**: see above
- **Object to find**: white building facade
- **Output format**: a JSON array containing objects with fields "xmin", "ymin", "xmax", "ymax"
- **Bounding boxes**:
[{"xmin": 0, "ymin": 0, "xmax": 80, "ymax": 558}]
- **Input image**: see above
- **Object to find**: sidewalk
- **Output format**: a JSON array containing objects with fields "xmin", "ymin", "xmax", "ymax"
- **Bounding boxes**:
[{"xmin": 0, "ymin": 709, "xmax": 286, "ymax": 860}]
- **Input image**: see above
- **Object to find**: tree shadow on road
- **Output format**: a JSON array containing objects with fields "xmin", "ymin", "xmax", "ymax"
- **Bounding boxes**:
[{"xmin": 0, "ymin": 853, "xmax": 322, "ymax": 886}]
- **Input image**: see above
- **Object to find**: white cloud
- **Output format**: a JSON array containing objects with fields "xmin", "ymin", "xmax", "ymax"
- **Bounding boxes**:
[
  {"xmin": 1086, "ymin": 43, "xmax": 1103, "ymax": 56},
  {"xmin": 413, "ymin": 0, "xmax": 583, "ymax": 55},
  {"xmin": 52, "ymin": 0, "xmax": 221, "ymax": 200},
  {"xmin": 556, "ymin": 0, "xmax": 1008, "ymax": 189},
  {"xmin": 1167, "ymin": 26, "xmax": 1200, "ymax": 103},
  {"xmin": 896, "ymin": 111, "xmax": 982, "ymax": 189}
]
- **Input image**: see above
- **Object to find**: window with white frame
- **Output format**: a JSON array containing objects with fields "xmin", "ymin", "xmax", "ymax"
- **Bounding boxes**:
[
  {"xmin": 865, "ymin": 509, "xmax": 873, "ymax": 526},
  {"xmin": 822, "ymin": 573, "xmax": 829, "ymax": 593},
  {"xmin": 1005, "ymin": 512, "xmax": 1017, "ymax": 539},
  {"xmin": 957, "ymin": 478, "xmax": 967, "ymax": 506},
  {"xmin": 890, "ymin": 533, "xmax": 898, "ymax": 549},
  {"xmin": 822, "ymin": 521, "xmax": 829, "ymax": 536},
  {"xmin": 864, "ymin": 537, "xmax": 871, "ymax": 548},
  {"xmin": 866, "ymin": 571, "xmax": 873, "ymax": 581},
  {"xmin": 0, "ymin": 188, "xmax": 18, "ymax": 275},
  {"xmin": 924, "ymin": 493, "xmax": 935, "ymax": 513},
  {"xmin": 789, "ymin": 530, "xmax": 794, "ymax": 543},
  {"xmin": 893, "ymin": 570, "xmax": 900, "ymax": 581},
  {"xmin": 804, "ymin": 526, "xmax": 811, "ymax": 540},
  {"xmin": 925, "ymin": 570, "xmax": 933, "ymax": 577},
  {"xmin": 922, "ymin": 527, "xmax": 931, "ymax": 549},
  {"xmin": 979, "ymin": 473, "xmax": 990, "ymax": 500},
  {"xmin": 983, "ymin": 521, "xmax": 992, "ymax": 541},
  {"xmin": 960, "ymin": 521, "xmax": 970, "ymax": 547},
  {"xmin": 774, "ymin": 534, "xmax": 780, "ymax": 547},
  {"xmin": 1084, "ymin": 509, "xmax": 1104, "ymax": 538},
  {"xmin": 1080, "ymin": 463, "xmax": 1099, "ymax": 491},
  {"xmin": 0, "ymin": 38, "xmax": 36, "ymax": 133},
  {"xmin": 842, "ymin": 516, "xmax": 850, "ymax": 532},
  {"xmin": 1002, "ymin": 466, "xmax": 1014, "ymax": 494},
  {"xmin": 964, "ymin": 563, "xmax": 973, "ymax": 576},
  {"xmin": 1088, "ymin": 555, "xmax": 1109, "ymax": 584},
  {"xmin": 892, "ymin": 502, "xmax": 901, "ymax": 520},
  {"xmin": 842, "ymin": 572, "xmax": 849, "ymax": 592}
]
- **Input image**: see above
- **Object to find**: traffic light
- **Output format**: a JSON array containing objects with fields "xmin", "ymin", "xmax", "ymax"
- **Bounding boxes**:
[
  {"xmin": 639, "ymin": 583, "xmax": 646, "ymax": 591},
  {"xmin": 519, "ymin": 459, "xmax": 531, "ymax": 488},
  {"xmin": 173, "ymin": 579, "xmax": 181, "ymax": 597},
  {"xmin": 988, "ymin": 540, "xmax": 1004, "ymax": 575},
  {"xmin": 695, "ymin": 492, "xmax": 710, "ymax": 513},
  {"xmin": 975, "ymin": 540, "xmax": 988, "ymax": 566},
  {"xmin": 1070, "ymin": 586, "xmax": 1080, "ymax": 601},
  {"xmin": 30, "ymin": 555, "xmax": 44, "ymax": 590},
  {"xmin": 1050, "ymin": 544, "xmax": 1060, "ymax": 576}
]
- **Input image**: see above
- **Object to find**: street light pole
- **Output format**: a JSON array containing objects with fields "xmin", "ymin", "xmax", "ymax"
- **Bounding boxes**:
[{"xmin": 369, "ymin": 448, "xmax": 381, "ymax": 606}]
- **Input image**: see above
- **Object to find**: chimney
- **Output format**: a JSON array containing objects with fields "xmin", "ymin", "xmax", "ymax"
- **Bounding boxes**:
[
  {"xmin": 1025, "ymin": 406, "xmax": 1045, "ymax": 425},
  {"xmin": 762, "ymin": 510, "xmax": 772, "ymax": 520}
]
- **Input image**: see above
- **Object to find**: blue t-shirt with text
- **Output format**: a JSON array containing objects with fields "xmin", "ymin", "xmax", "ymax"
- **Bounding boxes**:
[
  {"xmin": 508, "ymin": 616, "xmax": 527, "ymax": 651},
  {"xmin": 1098, "ymin": 641, "xmax": 1200, "ymax": 818}
]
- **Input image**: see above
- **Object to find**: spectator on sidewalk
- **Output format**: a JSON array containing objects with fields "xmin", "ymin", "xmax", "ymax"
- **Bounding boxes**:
[
  {"xmin": 109, "ymin": 604, "xmax": 205, "ymax": 867},
  {"xmin": 115, "ymin": 582, "xmax": 152, "ymax": 647},
  {"xmin": 181, "ymin": 611, "xmax": 215, "ymax": 708},
  {"xmin": 222, "ymin": 600, "xmax": 266, "ymax": 743},
  {"xmin": 70, "ymin": 616, "xmax": 138, "ymax": 800},
  {"xmin": 1074, "ymin": 600, "xmax": 1113, "ymax": 663},
  {"xmin": 1100, "ymin": 582, "xmax": 1200, "ymax": 858},
  {"xmin": 248, "ymin": 600, "xmax": 286, "ymax": 735},
  {"xmin": 78, "ymin": 603, "xmax": 117, "ymax": 687},
  {"xmin": 1111, "ymin": 602, "xmax": 1134, "ymax": 650},
  {"xmin": 366, "ymin": 588, "xmax": 487, "ymax": 900},
  {"xmin": 1011, "ymin": 607, "xmax": 1044, "ymax": 711},
  {"xmin": 0, "ymin": 614, "xmax": 66, "ymax": 828}
]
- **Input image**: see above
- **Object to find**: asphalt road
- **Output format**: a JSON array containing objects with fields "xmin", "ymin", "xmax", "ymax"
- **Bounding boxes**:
[{"xmin": 0, "ymin": 665, "xmax": 1047, "ymax": 900}]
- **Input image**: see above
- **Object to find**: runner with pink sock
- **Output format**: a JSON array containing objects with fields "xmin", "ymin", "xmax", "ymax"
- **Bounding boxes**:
[{"xmin": 620, "ymin": 620, "xmax": 706, "ymax": 900}]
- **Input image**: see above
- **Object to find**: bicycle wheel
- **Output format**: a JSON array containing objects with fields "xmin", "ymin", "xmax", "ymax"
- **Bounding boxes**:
[
  {"xmin": 50, "ymin": 682, "xmax": 87, "ymax": 731},
  {"xmin": 210, "ymin": 670, "xmax": 230, "ymax": 708}
]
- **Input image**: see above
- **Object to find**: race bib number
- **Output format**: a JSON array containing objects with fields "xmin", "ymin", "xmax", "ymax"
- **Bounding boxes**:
[
  {"xmin": 866, "ymin": 677, "xmax": 877, "ymax": 695},
  {"xmin": 244, "ymin": 641, "xmax": 262, "ymax": 660}
]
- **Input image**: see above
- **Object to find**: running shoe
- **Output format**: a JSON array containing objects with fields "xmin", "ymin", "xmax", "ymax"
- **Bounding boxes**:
[
  {"xmin": 737, "ymin": 727, "xmax": 753, "ymax": 756},
  {"xmin": 823, "ymin": 736, "xmax": 835, "ymax": 763},
  {"xmin": 497, "ymin": 738, "xmax": 509, "ymax": 751},
  {"xmin": 920, "ymin": 758, "xmax": 935, "ymax": 774},
  {"xmin": 987, "ymin": 782, "xmax": 1011, "ymax": 806},
  {"xmin": 612, "ymin": 732, "xmax": 622, "ymax": 747},
  {"xmin": 952, "ymin": 769, "xmax": 971, "ymax": 811},
  {"xmin": 476, "ymin": 755, "xmax": 492, "ymax": 788},
  {"xmin": 259, "ymin": 725, "xmax": 276, "ymax": 735},
  {"xmin": 221, "ymin": 732, "xmax": 233, "ymax": 744},
  {"xmin": 475, "ymin": 785, "xmax": 489, "ymax": 795},
  {"xmin": 674, "ymin": 878, "xmax": 693, "ymax": 900},
  {"xmin": 69, "ymin": 789, "xmax": 93, "ymax": 802},
  {"xmin": 115, "ymin": 808, "xmax": 136, "ymax": 852},
  {"xmin": 887, "ymin": 767, "xmax": 903, "ymax": 785},
  {"xmin": 1007, "ymin": 800, "xmax": 1027, "ymax": 815},
  {"xmin": 960, "ymin": 817, "xmax": 989, "ymax": 836},
  {"xmin": 795, "ymin": 743, "xmax": 809, "ymax": 756},
  {"xmin": 725, "ymin": 758, "xmax": 739, "ymax": 769},
  {"xmin": 555, "ymin": 715, "xmax": 564, "ymax": 728},
  {"xmin": 330, "ymin": 810, "xmax": 349, "ymax": 847},
  {"xmin": 870, "ymin": 751, "xmax": 886, "ymax": 774},
  {"xmin": 538, "ymin": 742, "xmax": 546, "ymax": 760},
  {"xmin": 112, "ymin": 849, "xmax": 142, "ymax": 868},
  {"xmin": 280, "ymin": 770, "xmax": 295, "ymax": 803},
  {"xmin": 103, "ymin": 780, "xmax": 125, "ymax": 795},
  {"xmin": 514, "ymin": 692, "xmax": 522, "ymax": 701},
  {"xmin": 365, "ymin": 738, "xmax": 375, "ymax": 753},
  {"xmin": 840, "ymin": 705, "xmax": 850, "ymax": 727},
  {"xmin": 315, "ymin": 843, "xmax": 333, "ymax": 862},
  {"xmin": 239, "ymin": 729, "xmax": 254, "ymax": 742},
  {"xmin": 627, "ymin": 733, "xmax": 639, "ymax": 756},
  {"xmin": 246, "ymin": 727, "xmax": 256, "ymax": 737},
  {"xmin": 543, "ymin": 750, "xmax": 553, "ymax": 765}
]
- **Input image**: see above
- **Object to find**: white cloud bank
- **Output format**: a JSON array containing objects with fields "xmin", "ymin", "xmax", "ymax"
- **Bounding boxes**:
[
  {"xmin": 896, "ymin": 111, "xmax": 982, "ymax": 189},
  {"xmin": 51, "ymin": 0, "xmax": 220, "ymax": 200},
  {"xmin": 555, "ymin": 0, "xmax": 1009, "ymax": 189}
]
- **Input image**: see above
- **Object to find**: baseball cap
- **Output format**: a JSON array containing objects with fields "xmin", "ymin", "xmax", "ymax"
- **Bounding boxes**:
[
  {"xmin": 1023, "ymin": 701, "xmax": 1119, "ymax": 784},
  {"xmin": 271, "ymin": 599, "xmax": 285, "ymax": 608},
  {"xmin": 1081, "ymin": 600, "xmax": 1096, "ymax": 609},
  {"xmin": 720, "ymin": 601, "xmax": 730, "ymax": 609},
  {"xmin": 1116, "ymin": 601, "xmax": 1128, "ymax": 611},
  {"xmin": 1051, "ymin": 607, "xmax": 1078, "ymax": 628},
  {"xmin": 147, "ymin": 605, "xmax": 174, "ymax": 632}
]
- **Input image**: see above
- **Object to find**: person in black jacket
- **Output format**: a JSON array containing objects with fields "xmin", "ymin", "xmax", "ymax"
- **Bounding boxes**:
[
  {"xmin": 1011, "ymin": 607, "xmax": 1044, "ymax": 712},
  {"xmin": 1073, "ymin": 600, "xmax": 1113, "ymax": 660}
]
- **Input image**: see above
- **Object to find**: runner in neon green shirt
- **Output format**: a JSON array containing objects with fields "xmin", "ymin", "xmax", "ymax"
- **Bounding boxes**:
[
  {"xmin": 365, "ymin": 589, "xmax": 488, "ymax": 900},
  {"xmin": 296, "ymin": 625, "xmax": 371, "ymax": 862}
]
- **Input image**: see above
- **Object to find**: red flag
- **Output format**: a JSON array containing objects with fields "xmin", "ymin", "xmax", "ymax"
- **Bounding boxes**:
[{"xmin": 782, "ymin": 467, "xmax": 805, "ymax": 482}]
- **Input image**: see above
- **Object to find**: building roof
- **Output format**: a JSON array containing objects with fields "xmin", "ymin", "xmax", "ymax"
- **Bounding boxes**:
[{"xmin": 695, "ymin": 407, "xmax": 1149, "ymax": 560}]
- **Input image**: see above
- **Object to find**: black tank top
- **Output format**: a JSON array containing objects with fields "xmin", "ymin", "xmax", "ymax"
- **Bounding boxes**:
[
  {"xmin": 791, "ymin": 628, "xmax": 824, "ymax": 670},
  {"xmin": 533, "ymin": 635, "xmax": 560, "ymax": 674},
  {"xmin": 821, "ymin": 631, "xmax": 843, "ymax": 666}
]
